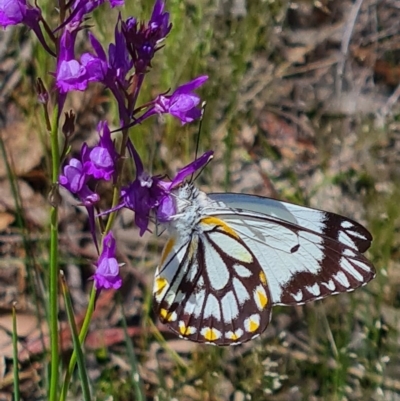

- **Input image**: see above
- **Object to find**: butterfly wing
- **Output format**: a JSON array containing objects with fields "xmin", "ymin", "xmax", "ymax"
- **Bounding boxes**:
[
  {"xmin": 207, "ymin": 193, "xmax": 375, "ymax": 305},
  {"xmin": 153, "ymin": 217, "xmax": 272, "ymax": 345},
  {"xmin": 208, "ymin": 193, "xmax": 372, "ymax": 253}
]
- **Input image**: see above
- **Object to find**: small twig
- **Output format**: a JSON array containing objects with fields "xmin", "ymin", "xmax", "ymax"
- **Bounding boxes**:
[{"xmin": 335, "ymin": 0, "xmax": 365, "ymax": 96}]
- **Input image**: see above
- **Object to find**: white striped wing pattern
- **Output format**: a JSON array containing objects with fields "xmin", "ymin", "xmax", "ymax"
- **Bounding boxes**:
[{"xmin": 153, "ymin": 186, "xmax": 375, "ymax": 346}]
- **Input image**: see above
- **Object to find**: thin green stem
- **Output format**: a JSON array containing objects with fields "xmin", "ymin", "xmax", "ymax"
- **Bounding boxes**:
[
  {"xmin": 49, "ymin": 105, "xmax": 60, "ymax": 401},
  {"xmin": 59, "ymin": 285, "xmax": 96, "ymax": 401},
  {"xmin": 61, "ymin": 274, "xmax": 92, "ymax": 401},
  {"xmin": 12, "ymin": 303, "xmax": 20, "ymax": 401}
]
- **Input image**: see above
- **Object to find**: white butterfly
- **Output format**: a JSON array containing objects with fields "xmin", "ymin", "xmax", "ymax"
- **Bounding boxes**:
[{"xmin": 153, "ymin": 183, "xmax": 375, "ymax": 345}]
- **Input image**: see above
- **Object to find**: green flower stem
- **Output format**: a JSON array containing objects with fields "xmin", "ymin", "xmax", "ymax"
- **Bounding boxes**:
[
  {"xmin": 61, "ymin": 274, "xmax": 92, "ymax": 401},
  {"xmin": 49, "ymin": 106, "xmax": 60, "ymax": 401},
  {"xmin": 59, "ymin": 285, "xmax": 96, "ymax": 401},
  {"xmin": 12, "ymin": 303, "xmax": 20, "ymax": 401},
  {"xmin": 104, "ymin": 127, "xmax": 130, "ymax": 234},
  {"xmin": 61, "ymin": 124, "xmax": 130, "ymax": 400}
]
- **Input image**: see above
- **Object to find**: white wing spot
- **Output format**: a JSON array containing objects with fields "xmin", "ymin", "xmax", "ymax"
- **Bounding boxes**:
[
  {"xmin": 233, "ymin": 264, "xmax": 253, "ymax": 278},
  {"xmin": 348, "ymin": 229, "xmax": 368, "ymax": 239},
  {"xmin": 184, "ymin": 289, "xmax": 206, "ymax": 318},
  {"xmin": 292, "ymin": 290, "xmax": 304, "ymax": 302},
  {"xmin": 321, "ymin": 280, "xmax": 336, "ymax": 291},
  {"xmin": 305, "ymin": 283, "xmax": 321, "ymax": 297},
  {"xmin": 254, "ymin": 285, "xmax": 269, "ymax": 311},
  {"xmin": 204, "ymin": 242, "xmax": 230, "ymax": 290},
  {"xmin": 203, "ymin": 294, "xmax": 221, "ymax": 320},
  {"xmin": 339, "ymin": 232, "xmax": 357, "ymax": 250},
  {"xmin": 352, "ymin": 258, "xmax": 372, "ymax": 272},
  {"xmin": 233, "ymin": 277, "xmax": 250, "ymax": 305},
  {"xmin": 225, "ymin": 329, "xmax": 244, "ymax": 341},
  {"xmin": 221, "ymin": 291, "xmax": 239, "ymax": 322},
  {"xmin": 343, "ymin": 248, "xmax": 357, "ymax": 257},
  {"xmin": 244, "ymin": 314, "xmax": 260, "ymax": 333},
  {"xmin": 201, "ymin": 327, "xmax": 222, "ymax": 341},
  {"xmin": 334, "ymin": 271, "xmax": 350, "ymax": 288},
  {"xmin": 340, "ymin": 257, "xmax": 363, "ymax": 281},
  {"xmin": 341, "ymin": 221, "xmax": 354, "ymax": 229}
]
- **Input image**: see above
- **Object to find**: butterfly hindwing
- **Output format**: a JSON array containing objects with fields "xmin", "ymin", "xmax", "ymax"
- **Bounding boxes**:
[{"xmin": 153, "ymin": 217, "xmax": 272, "ymax": 345}]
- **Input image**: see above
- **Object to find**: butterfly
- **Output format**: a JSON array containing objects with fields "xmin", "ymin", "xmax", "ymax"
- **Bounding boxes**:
[{"xmin": 152, "ymin": 183, "xmax": 375, "ymax": 345}]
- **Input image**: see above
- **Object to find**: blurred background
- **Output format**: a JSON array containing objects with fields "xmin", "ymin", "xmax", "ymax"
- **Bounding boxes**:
[{"xmin": 0, "ymin": 0, "xmax": 399, "ymax": 400}]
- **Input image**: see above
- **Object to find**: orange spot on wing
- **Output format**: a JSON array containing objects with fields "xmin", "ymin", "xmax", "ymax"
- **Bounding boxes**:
[
  {"xmin": 200, "ymin": 217, "xmax": 239, "ymax": 239},
  {"xmin": 259, "ymin": 271, "xmax": 267, "ymax": 285},
  {"xmin": 248, "ymin": 319, "xmax": 259, "ymax": 332},
  {"xmin": 154, "ymin": 277, "xmax": 168, "ymax": 295},
  {"xmin": 202, "ymin": 328, "xmax": 220, "ymax": 341},
  {"xmin": 160, "ymin": 308, "xmax": 176, "ymax": 322},
  {"xmin": 257, "ymin": 289, "xmax": 268, "ymax": 309},
  {"xmin": 160, "ymin": 237, "xmax": 175, "ymax": 266}
]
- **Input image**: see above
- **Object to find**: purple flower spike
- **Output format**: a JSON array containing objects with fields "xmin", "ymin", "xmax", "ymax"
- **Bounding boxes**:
[
  {"xmin": 120, "ymin": 144, "xmax": 213, "ymax": 234},
  {"xmin": 85, "ymin": 121, "xmax": 119, "ymax": 181},
  {"xmin": 122, "ymin": 0, "xmax": 172, "ymax": 74},
  {"xmin": 137, "ymin": 76, "xmax": 208, "ymax": 125},
  {"xmin": 93, "ymin": 232, "xmax": 122, "ymax": 290}
]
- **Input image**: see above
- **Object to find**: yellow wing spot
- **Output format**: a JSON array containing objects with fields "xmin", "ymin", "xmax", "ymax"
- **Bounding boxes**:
[
  {"xmin": 201, "ymin": 327, "xmax": 222, "ymax": 342},
  {"xmin": 179, "ymin": 321, "xmax": 197, "ymax": 336},
  {"xmin": 244, "ymin": 314, "xmax": 260, "ymax": 333},
  {"xmin": 159, "ymin": 308, "xmax": 177, "ymax": 322},
  {"xmin": 160, "ymin": 237, "xmax": 175, "ymax": 266},
  {"xmin": 259, "ymin": 271, "xmax": 267, "ymax": 285},
  {"xmin": 154, "ymin": 277, "xmax": 168, "ymax": 296},
  {"xmin": 226, "ymin": 329, "xmax": 243, "ymax": 341},
  {"xmin": 256, "ymin": 287, "xmax": 268, "ymax": 310},
  {"xmin": 188, "ymin": 235, "xmax": 199, "ymax": 259},
  {"xmin": 200, "ymin": 217, "xmax": 239, "ymax": 239}
]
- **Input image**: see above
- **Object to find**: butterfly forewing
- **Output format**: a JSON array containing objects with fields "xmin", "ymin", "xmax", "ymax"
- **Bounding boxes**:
[
  {"xmin": 153, "ymin": 217, "xmax": 272, "ymax": 345},
  {"xmin": 209, "ymin": 211, "xmax": 375, "ymax": 305},
  {"xmin": 208, "ymin": 193, "xmax": 372, "ymax": 253}
]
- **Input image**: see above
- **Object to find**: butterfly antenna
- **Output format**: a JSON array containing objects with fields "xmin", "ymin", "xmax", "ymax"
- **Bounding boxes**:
[
  {"xmin": 190, "ymin": 101, "xmax": 207, "ymax": 183},
  {"xmin": 194, "ymin": 101, "xmax": 206, "ymax": 159}
]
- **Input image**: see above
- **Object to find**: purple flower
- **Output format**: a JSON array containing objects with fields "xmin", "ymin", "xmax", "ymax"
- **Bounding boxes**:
[
  {"xmin": 122, "ymin": 0, "xmax": 172, "ymax": 74},
  {"xmin": 0, "ymin": 0, "xmax": 55, "ymax": 56},
  {"xmin": 93, "ymin": 232, "xmax": 122, "ymax": 290},
  {"xmin": 0, "ymin": 0, "xmax": 40, "ymax": 28},
  {"xmin": 59, "ymin": 145, "xmax": 100, "ymax": 206},
  {"xmin": 56, "ymin": 30, "xmax": 107, "ymax": 94},
  {"xmin": 120, "ymin": 143, "xmax": 165, "ymax": 235},
  {"xmin": 84, "ymin": 121, "xmax": 118, "ymax": 181},
  {"xmin": 55, "ymin": 23, "xmax": 131, "ymax": 121},
  {"xmin": 149, "ymin": 0, "xmax": 171, "ymax": 40},
  {"xmin": 137, "ymin": 76, "xmax": 208, "ymax": 125},
  {"xmin": 120, "ymin": 142, "xmax": 213, "ymax": 235}
]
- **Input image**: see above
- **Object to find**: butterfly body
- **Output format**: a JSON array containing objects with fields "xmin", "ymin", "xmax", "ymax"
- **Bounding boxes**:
[{"xmin": 153, "ymin": 184, "xmax": 375, "ymax": 345}]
